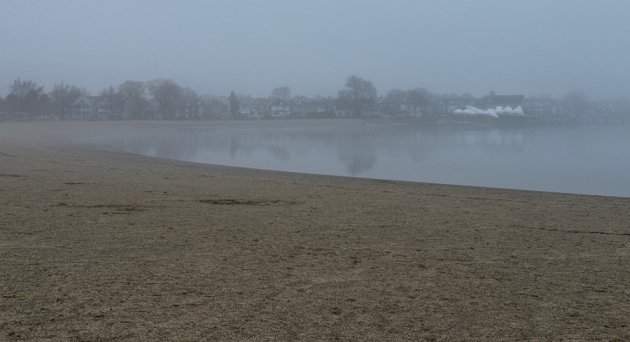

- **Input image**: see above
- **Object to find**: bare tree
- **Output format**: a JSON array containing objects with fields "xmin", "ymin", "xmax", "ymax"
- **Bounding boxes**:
[
  {"xmin": 337, "ymin": 75, "xmax": 378, "ymax": 117},
  {"xmin": 382, "ymin": 89, "xmax": 407, "ymax": 116},
  {"xmin": 381, "ymin": 88, "xmax": 433, "ymax": 118},
  {"xmin": 118, "ymin": 81, "xmax": 145, "ymax": 100},
  {"xmin": 147, "ymin": 79, "xmax": 182, "ymax": 119},
  {"xmin": 179, "ymin": 87, "xmax": 200, "ymax": 119},
  {"xmin": 99, "ymin": 86, "xmax": 123, "ymax": 114},
  {"xmin": 406, "ymin": 88, "xmax": 433, "ymax": 117},
  {"xmin": 50, "ymin": 83, "xmax": 84, "ymax": 119},
  {"xmin": 118, "ymin": 81, "xmax": 148, "ymax": 119},
  {"xmin": 6, "ymin": 78, "xmax": 49, "ymax": 114},
  {"xmin": 9, "ymin": 79, "xmax": 41, "ymax": 101}
]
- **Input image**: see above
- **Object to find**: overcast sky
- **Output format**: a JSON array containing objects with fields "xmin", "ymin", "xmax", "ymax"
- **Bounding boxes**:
[{"xmin": 1, "ymin": 0, "xmax": 629, "ymax": 99}]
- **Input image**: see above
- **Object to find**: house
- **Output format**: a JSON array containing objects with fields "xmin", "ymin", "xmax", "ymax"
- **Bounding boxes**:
[
  {"xmin": 253, "ymin": 98, "xmax": 270, "ymax": 119},
  {"xmin": 270, "ymin": 104, "xmax": 290, "ymax": 118},
  {"xmin": 295, "ymin": 97, "xmax": 335, "ymax": 118},
  {"xmin": 399, "ymin": 103, "xmax": 423, "ymax": 118},
  {"xmin": 523, "ymin": 96, "xmax": 562, "ymax": 121},
  {"xmin": 269, "ymin": 98, "xmax": 290, "ymax": 119},
  {"xmin": 71, "ymin": 96, "xmax": 96, "ymax": 120},
  {"xmin": 334, "ymin": 108, "xmax": 353, "ymax": 118},
  {"xmin": 303, "ymin": 103, "xmax": 333, "ymax": 118},
  {"xmin": 200, "ymin": 95, "xmax": 230, "ymax": 119},
  {"xmin": 440, "ymin": 96, "xmax": 474, "ymax": 114},
  {"xmin": 176, "ymin": 100, "xmax": 202, "ymax": 119},
  {"xmin": 72, "ymin": 95, "xmax": 124, "ymax": 120},
  {"xmin": 237, "ymin": 95, "xmax": 264, "ymax": 119},
  {"xmin": 477, "ymin": 91, "xmax": 524, "ymax": 112},
  {"xmin": 91, "ymin": 96, "xmax": 122, "ymax": 120}
]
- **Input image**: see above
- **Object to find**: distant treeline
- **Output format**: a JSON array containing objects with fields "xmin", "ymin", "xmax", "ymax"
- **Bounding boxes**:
[{"xmin": 1, "ymin": 76, "xmax": 629, "ymax": 122}]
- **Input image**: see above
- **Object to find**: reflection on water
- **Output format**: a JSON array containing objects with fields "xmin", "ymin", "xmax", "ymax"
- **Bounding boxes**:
[{"xmin": 92, "ymin": 123, "xmax": 630, "ymax": 197}]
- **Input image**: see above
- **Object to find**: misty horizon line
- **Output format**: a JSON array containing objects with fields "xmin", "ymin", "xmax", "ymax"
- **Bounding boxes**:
[{"xmin": 1, "ymin": 76, "xmax": 624, "ymax": 102}]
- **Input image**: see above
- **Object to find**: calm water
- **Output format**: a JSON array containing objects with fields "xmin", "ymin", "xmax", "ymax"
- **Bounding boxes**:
[{"xmin": 92, "ymin": 121, "xmax": 630, "ymax": 197}]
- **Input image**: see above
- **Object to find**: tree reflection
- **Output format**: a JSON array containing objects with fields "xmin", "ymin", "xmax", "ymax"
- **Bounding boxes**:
[{"xmin": 336, "ymin": 135, "xmax": 377, "ymax": 176}]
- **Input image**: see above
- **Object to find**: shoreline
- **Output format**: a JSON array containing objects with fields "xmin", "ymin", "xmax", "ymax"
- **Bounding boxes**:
[
  {"xmin": 1, "ymin": 121, "xmax": 629, "ymax": 340},
  {"xmin": 12, "ymin": 119, "xmax": 626, "ymax": 199}
]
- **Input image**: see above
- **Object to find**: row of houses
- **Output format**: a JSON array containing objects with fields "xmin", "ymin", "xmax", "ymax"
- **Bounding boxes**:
[
  {"xmin": 3, "ymin": 91, "xmax": 628, "ymax": 123},
  {"xmin": 41, "ymin": 95, "xmax": 336, "ymax": 121},
  {"xmin": 234, "ymin": 96, "xmax": 337, "ymax": 120}
]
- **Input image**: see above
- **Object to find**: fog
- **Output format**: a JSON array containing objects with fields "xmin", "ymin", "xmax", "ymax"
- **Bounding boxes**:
[
  {"xmin": 3, "ymin": 3, "xmax": 630, "ymax": 337},
  {"xmin": 3, "ymin": 1, "xmax": 630, "ymax": 196},
  {"xmin": 2, "ymin": 0, "xmax": 630, "ymax": 99}
]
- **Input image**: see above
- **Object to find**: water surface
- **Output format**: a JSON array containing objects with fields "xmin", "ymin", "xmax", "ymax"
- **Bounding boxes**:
[{"xmin": 92, "ymin": 121, "xmax": 630, "ymax": 197}]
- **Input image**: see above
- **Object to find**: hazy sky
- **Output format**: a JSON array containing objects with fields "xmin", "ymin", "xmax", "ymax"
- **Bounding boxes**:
[{"xmin": 1, "ymin": 0, "xmax": 629, "ymax": 99}]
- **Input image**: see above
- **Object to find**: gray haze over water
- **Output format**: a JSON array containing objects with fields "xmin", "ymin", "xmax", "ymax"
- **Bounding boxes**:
[
  {"xmin": 2, "ymin": 0, "xmax": 630, "ymax": 99},
  {"xmin": 91, "ymin": 122, "xmax": 630, "ymax": 197}
]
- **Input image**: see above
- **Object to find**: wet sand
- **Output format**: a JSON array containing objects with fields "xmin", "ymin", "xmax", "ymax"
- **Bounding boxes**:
[{"xmin": 1, "ymin": 121, "xmax": 629, "ymax": 340}]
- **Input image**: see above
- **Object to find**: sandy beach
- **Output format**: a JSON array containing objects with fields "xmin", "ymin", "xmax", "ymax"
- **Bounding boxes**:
[{"xmin": 1, "ymin": 121, "xmax": 629, "ymax": 341}]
